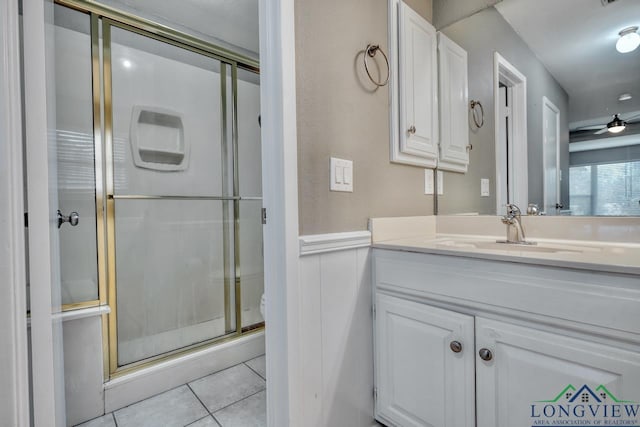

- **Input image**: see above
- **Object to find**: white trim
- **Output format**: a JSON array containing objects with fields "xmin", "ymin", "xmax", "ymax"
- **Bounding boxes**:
[
  {"xmin": 258, "ymin": 0, "xmax": 301, "ymax": 425},
  {"xmin": 0, "ymin": 0, "xmax": 30, "ymax": 424},
  {"xmin": 494, "ymin": 52, "xmax": 528, "ymax": 212},
  {"xmin": 58, "ymin": 305, "xmax": 111, "ymax": 322},
  {"xmin": 299, "ymin": 231, "xmax": 372, "ymax": 256},
  {"xmin": 569, "ymin": 133, "xmax": 640, "ymax": 152},
  {"xmin": 542, "ymin": 96, "xmax": 561, "ymax": 214},
  {"xmin": 23, "ymin": 0, "xmax": 63, "ymax": 424}
]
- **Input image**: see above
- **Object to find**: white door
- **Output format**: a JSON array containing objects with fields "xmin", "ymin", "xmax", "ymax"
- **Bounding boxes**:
[
  {"xmin": 543, "ymin": 96, "xmax": 561, "ymax": 214},
  {"xmin": 437, "ymin": 32, "xmax": 469, "ymax": 173},
  {"xmin": 375, "ymin": 293, "xmax": 475, "ymax": 427},
  {"xmin": 23, "ymin": 0, "xmax": 67, "ymax": 424},
  {"xmin": 476, "ymin": 317, "xmax": 640, "ymax": 427},
  {"xmin": 398, "ymin": 2, "xmax": 438, "ymax": 164}
]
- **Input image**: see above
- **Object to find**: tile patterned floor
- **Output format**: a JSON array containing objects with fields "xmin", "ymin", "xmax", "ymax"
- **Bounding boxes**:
[{"xmin": 77, "ymin": 355, "xmax": 266, "ymax": 427}]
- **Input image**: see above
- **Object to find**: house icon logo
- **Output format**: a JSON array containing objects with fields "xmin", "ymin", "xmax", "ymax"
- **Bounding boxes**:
[{"xmin": 530, "ymin": 384, "xmax": 640, "ymax": 426}]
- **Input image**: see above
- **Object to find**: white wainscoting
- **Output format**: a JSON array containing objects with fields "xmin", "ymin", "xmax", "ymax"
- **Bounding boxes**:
[{"xmin": 299, "ymin": 231, "xmax": 377, "ymax": 427}]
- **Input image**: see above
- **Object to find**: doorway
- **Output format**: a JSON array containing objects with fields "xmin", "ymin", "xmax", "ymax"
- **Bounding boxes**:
[
  {"xmin": 494, "ymin": 52, "xmax": 528, "ymax": 213},
  {"xmin": 542, "ymin": 96, "xmax": 561, "ymax": 215}
]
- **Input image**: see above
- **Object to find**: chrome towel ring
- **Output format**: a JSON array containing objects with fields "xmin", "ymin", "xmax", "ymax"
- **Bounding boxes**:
[
  {"xmin": 470, "ymin": 100, "xmax": 484, "ymax": 128},
  {"xmin": 364, "ymin": 44, "xmax": 390, "ymax": 87}
]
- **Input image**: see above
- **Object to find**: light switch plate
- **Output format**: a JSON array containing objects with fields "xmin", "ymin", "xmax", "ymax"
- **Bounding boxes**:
[
  {"xmin": 437, "ymin": 170, "xmax": 444, "ymax": 195},
  {"xmin": 481, "ymin": 178, "xmax": 490, "ymax": 197},
  {"xmin": 330, "ymin": 157, "xmax": 353, "ymax": 192},
  {"xmin": 425, "ymin": 169, "xmax": 434, "ymax": 195}
]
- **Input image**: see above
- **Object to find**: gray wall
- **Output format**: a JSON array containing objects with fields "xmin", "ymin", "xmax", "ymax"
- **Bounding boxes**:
[
  {"xmin": 295, "ymin": 0, "xmax": 434, "ymax": 235},
  {"xmin": 432, "ymin": 0, "xmax": 501, "ymax": 29},
  {"xmin": 571, "ymin": 145, "xmax": 640, "ymax": 166},
  {"xmin": 438, "ymin": 7, "xmax": 570, "ymax": 214}
]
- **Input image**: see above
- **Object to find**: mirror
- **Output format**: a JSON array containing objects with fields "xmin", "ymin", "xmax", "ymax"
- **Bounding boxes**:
[{"xmin": 435, "ymin": 0, "xmax": 640, "ymax": 217}]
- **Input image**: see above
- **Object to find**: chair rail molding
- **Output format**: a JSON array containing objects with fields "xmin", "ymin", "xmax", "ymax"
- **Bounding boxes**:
[{"xmin": 299, "ymin": 231, "xmax": 372, "ymax": 256}]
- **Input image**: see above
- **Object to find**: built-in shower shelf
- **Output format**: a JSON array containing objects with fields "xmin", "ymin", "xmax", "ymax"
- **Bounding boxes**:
[{"xmin": 131, "ymin": 106, "xmax": 188, "ymax": 171}]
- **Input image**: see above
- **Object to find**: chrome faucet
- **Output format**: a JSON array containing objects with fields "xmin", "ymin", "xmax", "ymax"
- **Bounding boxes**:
[{"xmin": 499, "ymin": 204, "xmax": 535, "ymax": 245}]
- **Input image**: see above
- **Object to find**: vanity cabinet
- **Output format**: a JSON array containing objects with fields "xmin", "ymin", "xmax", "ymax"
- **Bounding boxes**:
[
  {"xmin": 373, "ymin": 249, "xmax": 640, "ymax": 427},
  {"xmin": 437, "ymin": 33, "xmax": 469, "ymax": 173},
  {"xmin": 476, "ymin": 318, "xmax": 640, "ymax": 427},
  {"xmin": 375, "ymin": 294, "xmax": 475, "ymax": 427}
]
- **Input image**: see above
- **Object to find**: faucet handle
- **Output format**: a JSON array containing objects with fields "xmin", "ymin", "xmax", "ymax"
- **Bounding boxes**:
[{"xmin": 505, "ymin": 203, "xmax": 522, "ymax": 216}]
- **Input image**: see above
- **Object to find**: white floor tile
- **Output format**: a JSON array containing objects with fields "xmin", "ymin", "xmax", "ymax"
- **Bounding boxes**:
[
  {"xmin": 213, "ymin": 390, "xmax": 266, "ymax": 427},
  {"xmin": 113, "ymin": 385, "xmax": 208, "ymax": 427},
  {"xmin": 75, "ymin": 413, "xmax": 116, "ymax": 427},
  {"xmin": 186, "ymin": 415, "xmax": 220, "ymax": 427},
  {"xmin": 244, "ymin": 355, "xmax": 266, "ymax": 380},
  {"xmin": 189, "ymin": 364, "xmax": 265, "ymax": 413}
]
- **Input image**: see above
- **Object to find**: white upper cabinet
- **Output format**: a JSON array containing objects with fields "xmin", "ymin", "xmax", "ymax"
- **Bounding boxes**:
[
  {"xmin": 437, "ymin": 32, "xmax": 470, "ymax": 173},
  {"xmin": 389, "ymin": 0, "xmax": 438, "ymax": 167}
]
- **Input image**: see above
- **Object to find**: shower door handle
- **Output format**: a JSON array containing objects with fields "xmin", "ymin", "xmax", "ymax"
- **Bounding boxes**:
[{"xmin": 57, "ymin": 210, "xmax": 79, "ymax": 228}]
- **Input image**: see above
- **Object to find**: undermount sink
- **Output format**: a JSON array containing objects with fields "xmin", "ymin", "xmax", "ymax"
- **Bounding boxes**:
[{"xmin": 435, "ymin": 238, "xmax": 602, "ymax": 254}]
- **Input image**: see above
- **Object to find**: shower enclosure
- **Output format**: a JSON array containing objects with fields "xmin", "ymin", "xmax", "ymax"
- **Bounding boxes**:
[{"xmin": 53, "ymin": 1, "xmax": 263, "ymax": 378}]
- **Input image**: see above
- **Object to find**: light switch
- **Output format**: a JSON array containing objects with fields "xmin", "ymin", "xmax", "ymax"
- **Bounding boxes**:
[
  {"xmin": 437, "ymin": 170, "xmax": 444, "ymax": 195},
  {"xmin": 424, "ymin": 169, "xmax": 434, "ymax": 195},
  {"xmin": 335, "ymin": 166, "xmax": 344, "ymax": 184},
  {"xmin": 330, "ymin": 157, "xmax": 353, "ymax": 192},
  {"xmin": 481, "ymin": 178, "xmax": 490, "ymax": 197}
]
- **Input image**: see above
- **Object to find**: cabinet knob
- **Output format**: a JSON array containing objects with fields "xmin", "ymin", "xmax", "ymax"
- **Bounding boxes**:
[
  {"xmin": 408, "ymin": 125, "xmax": 416, "ymax": 134},
  {"xmin": 450, "ymin": 341, "xmax": 462, "ymax": 353},
  {"xmin": 478, "ymin": 348, "xmax": 493, "ymax": 361}
]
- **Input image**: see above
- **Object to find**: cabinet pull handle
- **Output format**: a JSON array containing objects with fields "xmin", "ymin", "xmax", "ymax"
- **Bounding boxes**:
[
  {"xmin": 450, "ymin": 341, "xmax": 462, "ymax": 353},
  {"xmin": 478, "ymin": 348, "xmax": 493, "ymax": 361},
  {"xmin": 408, "ymin": 125, "xmax": 416, "ymax": 134}
]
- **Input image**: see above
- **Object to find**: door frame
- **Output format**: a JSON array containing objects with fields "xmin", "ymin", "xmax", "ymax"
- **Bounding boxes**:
[
  {"xmin": 494, "ymin": 52, "xmax": 528, "ymax": 213},
  {"xmin": 0, "ymin": 0, "xmax": 31, "ymax": 424},
  {"xmin": 259, "ymin": 0, "xmax": 301, "ymax": 425},
  {"xmin": 542, "ymin": 96, "xmax": 561, "ymax": 215}
]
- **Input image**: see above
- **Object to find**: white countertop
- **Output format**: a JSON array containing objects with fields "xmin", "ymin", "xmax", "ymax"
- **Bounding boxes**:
[{"xmin": 373, "ymin": 233, "xmax": 640, "ymax": 276}]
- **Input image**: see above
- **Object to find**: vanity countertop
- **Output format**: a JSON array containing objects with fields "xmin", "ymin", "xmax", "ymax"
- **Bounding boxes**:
[{"xmin": 373, "ymin": 234, "xmax": 640, "ymax": 276}]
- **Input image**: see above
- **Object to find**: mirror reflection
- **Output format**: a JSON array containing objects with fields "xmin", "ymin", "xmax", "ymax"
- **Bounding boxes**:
[{"xmin": 436, "ymin": 0, "xmax": 640, "ymax": 217}]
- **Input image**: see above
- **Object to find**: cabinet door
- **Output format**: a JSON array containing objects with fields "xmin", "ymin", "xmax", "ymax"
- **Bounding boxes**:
[
  {"xmin": 398, "ymin": 2, "xmax": 438, "ymax": 165},
  {"xmin": 476, "ymin": 317, "xmax": 640, "ymax": 427},
  {"xmin": 375, "ymin": 294, "xmax": 475, "ymax": 427},
  {"xmin": 437, "ymin": 33, "xmax": 469, "ymax": 173}
]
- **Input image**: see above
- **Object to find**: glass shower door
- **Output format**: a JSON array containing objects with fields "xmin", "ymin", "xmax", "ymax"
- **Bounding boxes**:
[{"xmin": 105, "ymin": 24, "xmax": 235, "ymax": 369}]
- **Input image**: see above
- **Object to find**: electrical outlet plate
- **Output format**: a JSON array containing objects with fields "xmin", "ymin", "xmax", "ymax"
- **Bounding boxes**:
[
  {"xmin": 437, "ymin": 170, "xmax": 444, "ymax": 195},
  {"xmin": 425, "ymin": 169, "xmax": 434, "ymax": 195},
  {"xmin": 481, "ymin": 178, "xmax": 490, "ymax": 197}
]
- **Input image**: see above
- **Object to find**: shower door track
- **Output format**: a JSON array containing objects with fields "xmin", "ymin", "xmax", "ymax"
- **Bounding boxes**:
[{"xmin": 54, "ymin": 0, "xmax": 262, "ymax": 380}]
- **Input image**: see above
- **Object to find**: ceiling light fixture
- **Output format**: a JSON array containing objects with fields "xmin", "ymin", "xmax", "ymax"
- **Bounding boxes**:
[
  {"xmin": 616, "ymin": 26, "xmax": 640, "ymax": 53},
  {"xmin": 618, "ymin": 93, "xmax": 632, "ymax": 102},
  {"xmin": 607, "ymin": 114, "xmax": 627, "ymax": 133}
]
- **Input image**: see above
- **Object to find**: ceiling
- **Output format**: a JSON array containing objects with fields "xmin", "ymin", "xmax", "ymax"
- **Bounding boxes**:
[
  {"xmin": 495, "ymin": 0, "xmax": 640, "ymax": 129},
  {"xmin": 102, "ymin": 0, "xmax": 259, "ymax": 57}
]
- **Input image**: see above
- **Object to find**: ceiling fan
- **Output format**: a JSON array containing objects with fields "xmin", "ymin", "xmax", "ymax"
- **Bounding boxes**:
[{"xmin": 576, "ymin": 112, "xmax": 640, "ymax": 135}]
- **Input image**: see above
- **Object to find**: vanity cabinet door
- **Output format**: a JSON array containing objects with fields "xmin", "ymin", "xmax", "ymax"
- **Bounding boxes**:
[
  {"xmin": 374, "ymin": 294, "xmax": 475, "ymax": 427},
  {"xmin": 475, "ymin": 317, "xmax": 640, "ymax": 427},
  {"xmin": 395, "ymin": 1, "xmax": 438, "ymax": 167},
  {"xmin": 437, "ymin": 32, "xmax": 469, "ymax": 173}
]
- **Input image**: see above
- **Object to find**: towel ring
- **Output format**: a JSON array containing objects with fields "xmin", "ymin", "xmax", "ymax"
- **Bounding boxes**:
[
  {"xmin": 364, "ymin": 44, "xmax": 390, "ymax": 87},
  {"xmin": 470, "ymin": 100, "xmax": 484, "ymax": 128}
]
